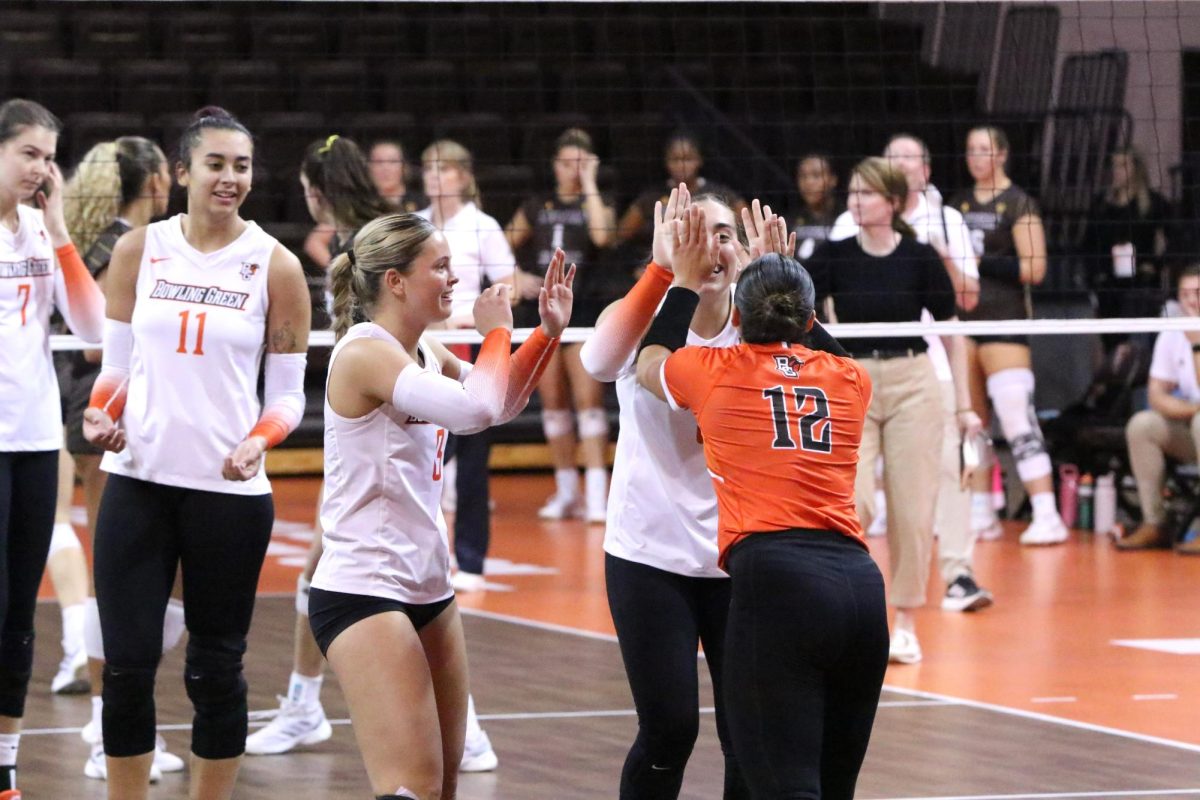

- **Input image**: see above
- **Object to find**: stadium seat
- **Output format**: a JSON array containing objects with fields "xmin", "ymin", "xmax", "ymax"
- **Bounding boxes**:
[
  {"xmin": 152, "ymin": 112, "xmax": 197, "ymax": 157},
  {"xmin": 19, "ymin": 59, "xmax": 109, "ymax": 115},
  {"xmin": 248, "ymin": 112, "xmax": 329, "ymax": 177},
  {"xmin": 669, "ymin": 17, "xmax": 749, "ymax": 62},
  {"xmin": 424, "ymin": 13, "xmax": 503, "ymax": 63},
  {"xmin": 0, "ymin": 61, "xmax": 10, "ymax": 100},
  {"xmin": 208, "ymin": 61, "xmax": 288, "ymax": 117},
  {"xmin": 72, "ymin": 11, "xmax": 152, "ymax": 59},
  {"xmin": 294, "ymin": 60, "xmax": 370, "ymax": 118},
  {"xmin": 0, "ymin": 11, "xmax": 64, "ymax": 59},
  {"xmin": 382, "ymin": 60, "xmax": 462, "ymax": 117},
  {"xmin": 468, "ymin": 61, "xmax": 546, "ymax": 116},
  {"xmin": 604, "ymin": 114, "xmax": 670, "ymax": 197},
  {"xmin": 163, "ymin": 12, "xmax": 244, "ymax": 62},
  {"xmin": 63, "ymin": 112, "xmax": 147, "ymax": 168},
  {"xmin": 505, "ymin": 16, "xmax": 589, "ymax": 64},
  {"xmin": 432, "ymin": 113, "xmax": 513, "ymax": 165},
  {"xmin": 475, "ymin": 164, "xmax": 535, "ymax": 230},
  {"xmin": 594, "ymin": 15, "xmax": 669, "ymax": 60},
  {"xmin": 341, "ymin": 113, "xmax": 422, "ymax": 156},
  {"xmin": 339, "ymin": 13, "xmax": 420, "ymax": 60},
  {"xmin": 113, "ymin": 60, "xmax": 196, "ymax": 117},
  {"xmin": 559, "ymin": 62, "xmax": 640, "ymax": 116},
  {"xmin": 250, "ymin": 13, "xmax": 333, "ymax": 60}
]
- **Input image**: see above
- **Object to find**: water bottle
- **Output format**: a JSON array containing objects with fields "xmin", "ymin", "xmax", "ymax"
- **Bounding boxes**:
[
  {"xmin": 991, "ymin": 462, "xmax": 1005, "ymax": 512},
  {"xmin": 1058, "ymin": 464, "xmax": 1079, "ymax": 529},
  {"xmin": 1076, "ymin": 474, "xmax": 1095, "ymax": 532},
  {"xmin": 1094, "ymin": 473, "xmax": 1116, "ymax": 537}
]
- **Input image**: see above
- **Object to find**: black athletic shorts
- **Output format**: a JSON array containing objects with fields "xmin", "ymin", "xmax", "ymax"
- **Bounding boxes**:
[
  {"xmin": 968, "ymin": 334, "xmax": 1029, "ymax": 347},
  {"xmin": 308, "ymin": 586, "xmax": 454, "ymax": 656}
]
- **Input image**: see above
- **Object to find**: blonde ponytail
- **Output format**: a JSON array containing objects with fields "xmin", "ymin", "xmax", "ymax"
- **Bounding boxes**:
[
  {"xmin": 329, "ymin": 252, "xmax": 358, "ymax": 341},
  {"xmin": 64, "ymin": 141, "xmax": 122, "ymax": 256}
]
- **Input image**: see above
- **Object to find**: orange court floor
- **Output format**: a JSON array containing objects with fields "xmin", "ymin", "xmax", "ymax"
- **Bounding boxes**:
[{"xmin": 43, "ymin": 471, "xmax": 1200, "ymax": 750}]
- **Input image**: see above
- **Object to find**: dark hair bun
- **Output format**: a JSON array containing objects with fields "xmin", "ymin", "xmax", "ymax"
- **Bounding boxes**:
[{"xmin": 194, "ymin": 105, "xmax": 234, "ymax": 123}]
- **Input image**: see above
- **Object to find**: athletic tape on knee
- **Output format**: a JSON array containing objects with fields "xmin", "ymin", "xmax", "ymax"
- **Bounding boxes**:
[
  {"xmin": 47, "ymin": 522, "xmax": 83, "ymax": 558},
  {"xmin": 84, "ymin": 598, "xmax": 104, "ymax": 660},
  {"xmin": 295, "ymin": 572, "xmax": 311, "ymax": 616},
  {"xmin": 162, "ymin": 599, "xmax": 186, "ymax": 654},
  {"xmin": 0, "ymin": 632, "xmax": 34, "ymax": 718},
  {"xmin": 577, "ymin": 407, "xmax": 609, "ymax": 439},
  {"xmin": 541, "ymin": 408, "xmax": 574, "ymax": 439},
  {"xmin": 986, "ymin": 368, "xmax": 1051, "ymax": 481}
]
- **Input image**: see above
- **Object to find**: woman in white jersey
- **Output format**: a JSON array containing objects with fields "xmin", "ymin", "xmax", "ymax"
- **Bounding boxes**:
[
  {"xmin": 581, "ymin": 187, "xmax": 814, "ymax": 799},
  {"xmin": 0, "ymin": 98, "xmax": 105, "ymax": 800},
  {"xmin": 311, "ymin": 212, "xmax": 570, "ymax": 800},
  {"xmin": 82, "ymin": 106, "xmax": 311, "ymax": 800}
]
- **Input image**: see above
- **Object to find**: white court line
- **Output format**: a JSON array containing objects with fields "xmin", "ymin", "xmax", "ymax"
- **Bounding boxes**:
[
  {"xmin": 1133, "ymin": 694, "xmax": 1179, "ymax": 701},
  {"xmin": 1030, "ymin": 697, "xmax": 1078, "ymax": 704},
  {"xmin": 875, "ymin": 790, "xmax": 1200, "ymax": 800},
  {"xmin": 461, "ymin": 608, "xmax": 1200, "ymax": 755},
  {"xmin": 21, "ymin": 699, "xmax": 956, "ymax": 738}
]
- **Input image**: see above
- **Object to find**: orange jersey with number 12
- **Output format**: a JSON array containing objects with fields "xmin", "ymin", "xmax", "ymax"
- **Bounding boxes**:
[
  {"xmin": 101, "ymin": 215, "xmax": 277, "ymax": 495},
  {"xmin": 662, "ymin": 342, "xmax": 871, "ymax": 568}
]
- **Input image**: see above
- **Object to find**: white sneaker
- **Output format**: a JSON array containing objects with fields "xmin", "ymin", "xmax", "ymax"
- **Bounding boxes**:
[
  {"xmin": 460, "ymin": 729, "xmax": 498, "ymax": 772},
  {"xmin": 1019, "ymin": 514, "xmax": 1069, "ymax": 546},
  {"xmin": 51, "ymin": 647, "xmax": 89, "ymax": 694},
  {"xmin": 84, "ymin": 742, "xmax": 163, "ymax": 783},
  {"xmin": 971, "ymin": 507, "xmax": 1004, "ymax": 541},
  {"xmin": 537, "ymin": 493, "xmax": 583, "ymax": 520},
  {"xmin": 888, "ymin": 629, "xmax": 922, "ymax": 664},
  {"xmin": 81, "ymin": 718, "xmax": 101, "ymax": 745},
  {"xmin": 245, "ymin": 697, "xmax": 333, "ymax": 755},
  {"xmin": 153, "ymin": 735, "xmax": 185, "ymax": 773},
  {"xmin": 585, "ymin": 499, "xmax": 607, "ymax": 525},
  {"xmin": 451, "ymin": 571, "xmax": 486, "ymax": 592},
  {"xmin": 440, "ymin": 461, "xmax": 458, "ymax": 514}
]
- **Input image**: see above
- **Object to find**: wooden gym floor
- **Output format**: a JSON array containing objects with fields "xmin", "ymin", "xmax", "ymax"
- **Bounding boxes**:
[{"xmin": 18, "ymin": 473, "xmax": 1200, "ymax": 798}]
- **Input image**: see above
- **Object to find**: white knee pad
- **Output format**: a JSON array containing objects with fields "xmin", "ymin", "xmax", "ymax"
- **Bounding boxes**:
[
  {"xmin": 986, "ymin": 367, "xmax": 1051, "ymax": 482},
  {"xmin": 47, "ymin": 522, "xmax": 82, "ymax": 558},
  {"xmin": 541, "ymin": 408, "xmax": 574, "ymax": 439},
  {"xmin": 83, "ymin": 597, "xmax": 104, "ymax": 660},
  {"xmin": 295, "ymin": 572, "xmax": 311, "ymax": 617},
  {"xmin": 162, "ymin": 599, "xmax": 186, "ymax": 654},
  {"xmin": 576, "ymin": 408, "xmax": 609, "ymax": 440}
]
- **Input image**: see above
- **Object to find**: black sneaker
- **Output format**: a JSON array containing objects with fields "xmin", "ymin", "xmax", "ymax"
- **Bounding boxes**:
[{"xmin": 941, "ymin": 574, "xmax": 994, "ymax": 612}]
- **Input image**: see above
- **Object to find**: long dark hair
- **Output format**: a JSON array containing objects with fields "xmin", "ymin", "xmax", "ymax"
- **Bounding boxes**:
[
  {"xmin": 734, "ymin": 253, "xmax": 816, "ymax": 345},
  {"xmin": 302, "ymin": 134, "xmax": 393, "ymax": 231}
]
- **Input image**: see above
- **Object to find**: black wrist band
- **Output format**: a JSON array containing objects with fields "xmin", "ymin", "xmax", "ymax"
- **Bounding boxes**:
[
  {"xmin": 638, "ymin": 287, "xmax": 700, "ymax": 355},
  {"xmin": 806, "ymin": 320, "xmax": 848, "ymax": 357},
  {"xmin": 978, "ymin": 254, "xmax": 1021, "ymax": 283}
]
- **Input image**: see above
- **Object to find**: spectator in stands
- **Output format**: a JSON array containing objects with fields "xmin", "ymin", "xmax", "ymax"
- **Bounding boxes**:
[
  {"xmin": 791, "ymin": 154, "xmax": 840, "ymax": 259},
  {"xmin": 616, "ymin": 132, "xmax": 746, "ymax": 256},
  {"xmin": 1084, "ymin": 148, "xmax": 1172, "ymax": 324},
  {"xmin": 1119, "ymin": 265, "xmax": 1200, "ymax": 553},
  {"xmin": 506, "ymin": 128, "xmax": 616, "ymax": 522},
  {"xmin": 369, "ymin": 139, "xmax": 427, "ymax": 213},
  {"xmin": 826, "ymin": 133, "xmax": 990, "ymax": 613},
  {"xmin": 952, "ymin": 125, "xmax": 1068, "ymax": 547},
  {"xmin": 807, "ymin": 157, "xmax": 981, "ymax": 665}
]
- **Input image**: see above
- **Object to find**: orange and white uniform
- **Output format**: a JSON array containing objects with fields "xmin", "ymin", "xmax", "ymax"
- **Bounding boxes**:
[
  {"xmin": 314, "ymin": 325, "xmax": 453, "ymax": 604},
  {"xmin": 661, "ymin": 342, "xmax": 871, "ymax": 567},
  {"xmin": 101, "ymin": 215, "xmax": 277, "ymax": 495}
]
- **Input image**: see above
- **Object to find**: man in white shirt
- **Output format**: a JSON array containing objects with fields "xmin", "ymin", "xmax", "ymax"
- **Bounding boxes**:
[
  {"xmin": 1121, "ymin": 265, "xmax": 1200, "ymax": 553},
  {"xmin": 826, "ymin": 134, "xmax": 992, "ymax": 613}
]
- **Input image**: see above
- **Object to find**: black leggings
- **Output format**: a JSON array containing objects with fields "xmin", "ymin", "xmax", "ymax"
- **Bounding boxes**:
[
  {"xmin": 606, "ymin": 554, "xmax": 748, "ymax": 800},
  {"xmin": 723, "ymin": 531, "xmax": 889, "ymax": 800},
  {"xmin": 93, "ymin": 474, "xmax": 274, "ymax": 758},
  {"xmin": 0, "ymin": 451, "xmax": 57, "ymax": 718}
]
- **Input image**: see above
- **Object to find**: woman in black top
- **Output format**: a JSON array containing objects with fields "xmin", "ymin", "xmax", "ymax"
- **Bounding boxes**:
[
  {"xmin": 952, "ymin": 126, "xmax": 1067, "ymax": 547},
  {"xmin": 506, "ymin": 129, "xmax": 616, "ymax": 522},
  {"xmin": 807, "ymin": 157, "xmax": 980, "ymax": 666},
  {"xmin": 1084, "ymin": 147, "xmax": 1172, "ymax": 321}
]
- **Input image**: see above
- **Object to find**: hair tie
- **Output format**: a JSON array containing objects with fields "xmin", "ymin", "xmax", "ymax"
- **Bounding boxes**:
[
  {"xmin": 318, "ymin": 134, "xmax": 340, "ymax": 154},
  {"xmin": 347, "ymin": 249, "xmax": 356, "ymax": 266}
]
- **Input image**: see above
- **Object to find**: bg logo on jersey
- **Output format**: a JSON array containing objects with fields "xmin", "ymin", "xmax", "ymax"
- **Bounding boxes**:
[
  {"xmin": 149, "ymin": 279, "xmax": 250, "ymax": 310},
  {"xmin": 240, "ymin": 262, "xmax": 260, "ymax": 281}
]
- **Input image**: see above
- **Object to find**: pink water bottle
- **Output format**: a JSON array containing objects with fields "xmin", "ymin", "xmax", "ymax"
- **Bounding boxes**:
[
  {"xmin": 1058, "ymin": 463, "xmax": 1079, "ymax": 529},
  {"xmin": 990, "ymin": 462, "xmax": 1005, "ymax": 512}
]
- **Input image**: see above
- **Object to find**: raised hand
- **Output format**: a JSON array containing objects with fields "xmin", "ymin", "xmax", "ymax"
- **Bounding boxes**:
[
  {"xmin": 82, "ymin": 407, "xmax": 126, "ymax": 453},
  {"xmin": 538, "ymin": 248, "xmax": 576, "ymax": 338},
  {"xmin": 36, "ymin": 161, "xmax": 69, "ymax": 246},
  {"xmin": 473, "ymin": 283, "xmax": 515, "ymax": 336},
  {"xmin": 651, "ymin": 182, "xmax": 691, "ymax": 269},
  {"xmin": 671, "ymin": 205, "xmax": 714, "ymax": 292},
  {"xmin": 741, "ymin": 199, "xmax": 798, "ymax": 262},
  {"xmin": 223, "ymin": 436, "xmax": 266, "ymax": 481},
  {"xmin": 580, "ymin": 152, "xmax": 601, "ymax": 194}
]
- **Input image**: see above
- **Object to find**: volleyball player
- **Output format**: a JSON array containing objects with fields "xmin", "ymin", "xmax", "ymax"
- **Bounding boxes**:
[
  {"xmin": 636, "ymin": 208, "xmax": 887, "ymax": 800},
  {"xmin": 952, "ymin": 126, "xmax": 1067, "ymax": 545},
  {"xmin": 312, "ymin": 213, "xmax": 569, "ymax": 800},
  {"xmin": 0, "ymin": 98, "xmax": 107, "ymax": 800},
  {"xmin": 83, "ymin": 106, "xmax": 310, "ymax": 800},
  {"xmin": 507, "ymin": 128, "xmax": 616, "ymax": 522},
  {"xmin": 807, "ymin": 157, "xmax": 982, "ymax": 664},
  {"xmin": 247, "ymin": 132, "xmax": 392, "ymax": 757}
]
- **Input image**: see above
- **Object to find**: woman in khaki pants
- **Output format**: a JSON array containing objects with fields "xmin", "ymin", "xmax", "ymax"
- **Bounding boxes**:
[{"xmin": 807, "ymin": 157, "xmax": 981, "ymax": 664}]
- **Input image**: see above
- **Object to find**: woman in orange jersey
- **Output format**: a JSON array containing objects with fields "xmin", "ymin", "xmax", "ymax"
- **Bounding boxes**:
[{"xmin": 637, "ymin": 207, "xmax": 887, "ymax": 800}]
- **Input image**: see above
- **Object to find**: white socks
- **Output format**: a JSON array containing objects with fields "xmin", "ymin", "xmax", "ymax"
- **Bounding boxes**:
[
  {"xmin": 62, "ymin": 602, "xmax": 86, "ymax": 655},
  {"xmin": 287, "ymin": 671, "xmax": 323, "ymax": 708},
  {"xmin": 585, "ymin": 468, "xmax": 607, "ymax": 512},
  {"xmin": 1030, "ymin": 491, "xmax": 1059, "ymax": 522},
  {"xmin": 553, "ymin": 468, "xmax": 579, "ymax": 500}
]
